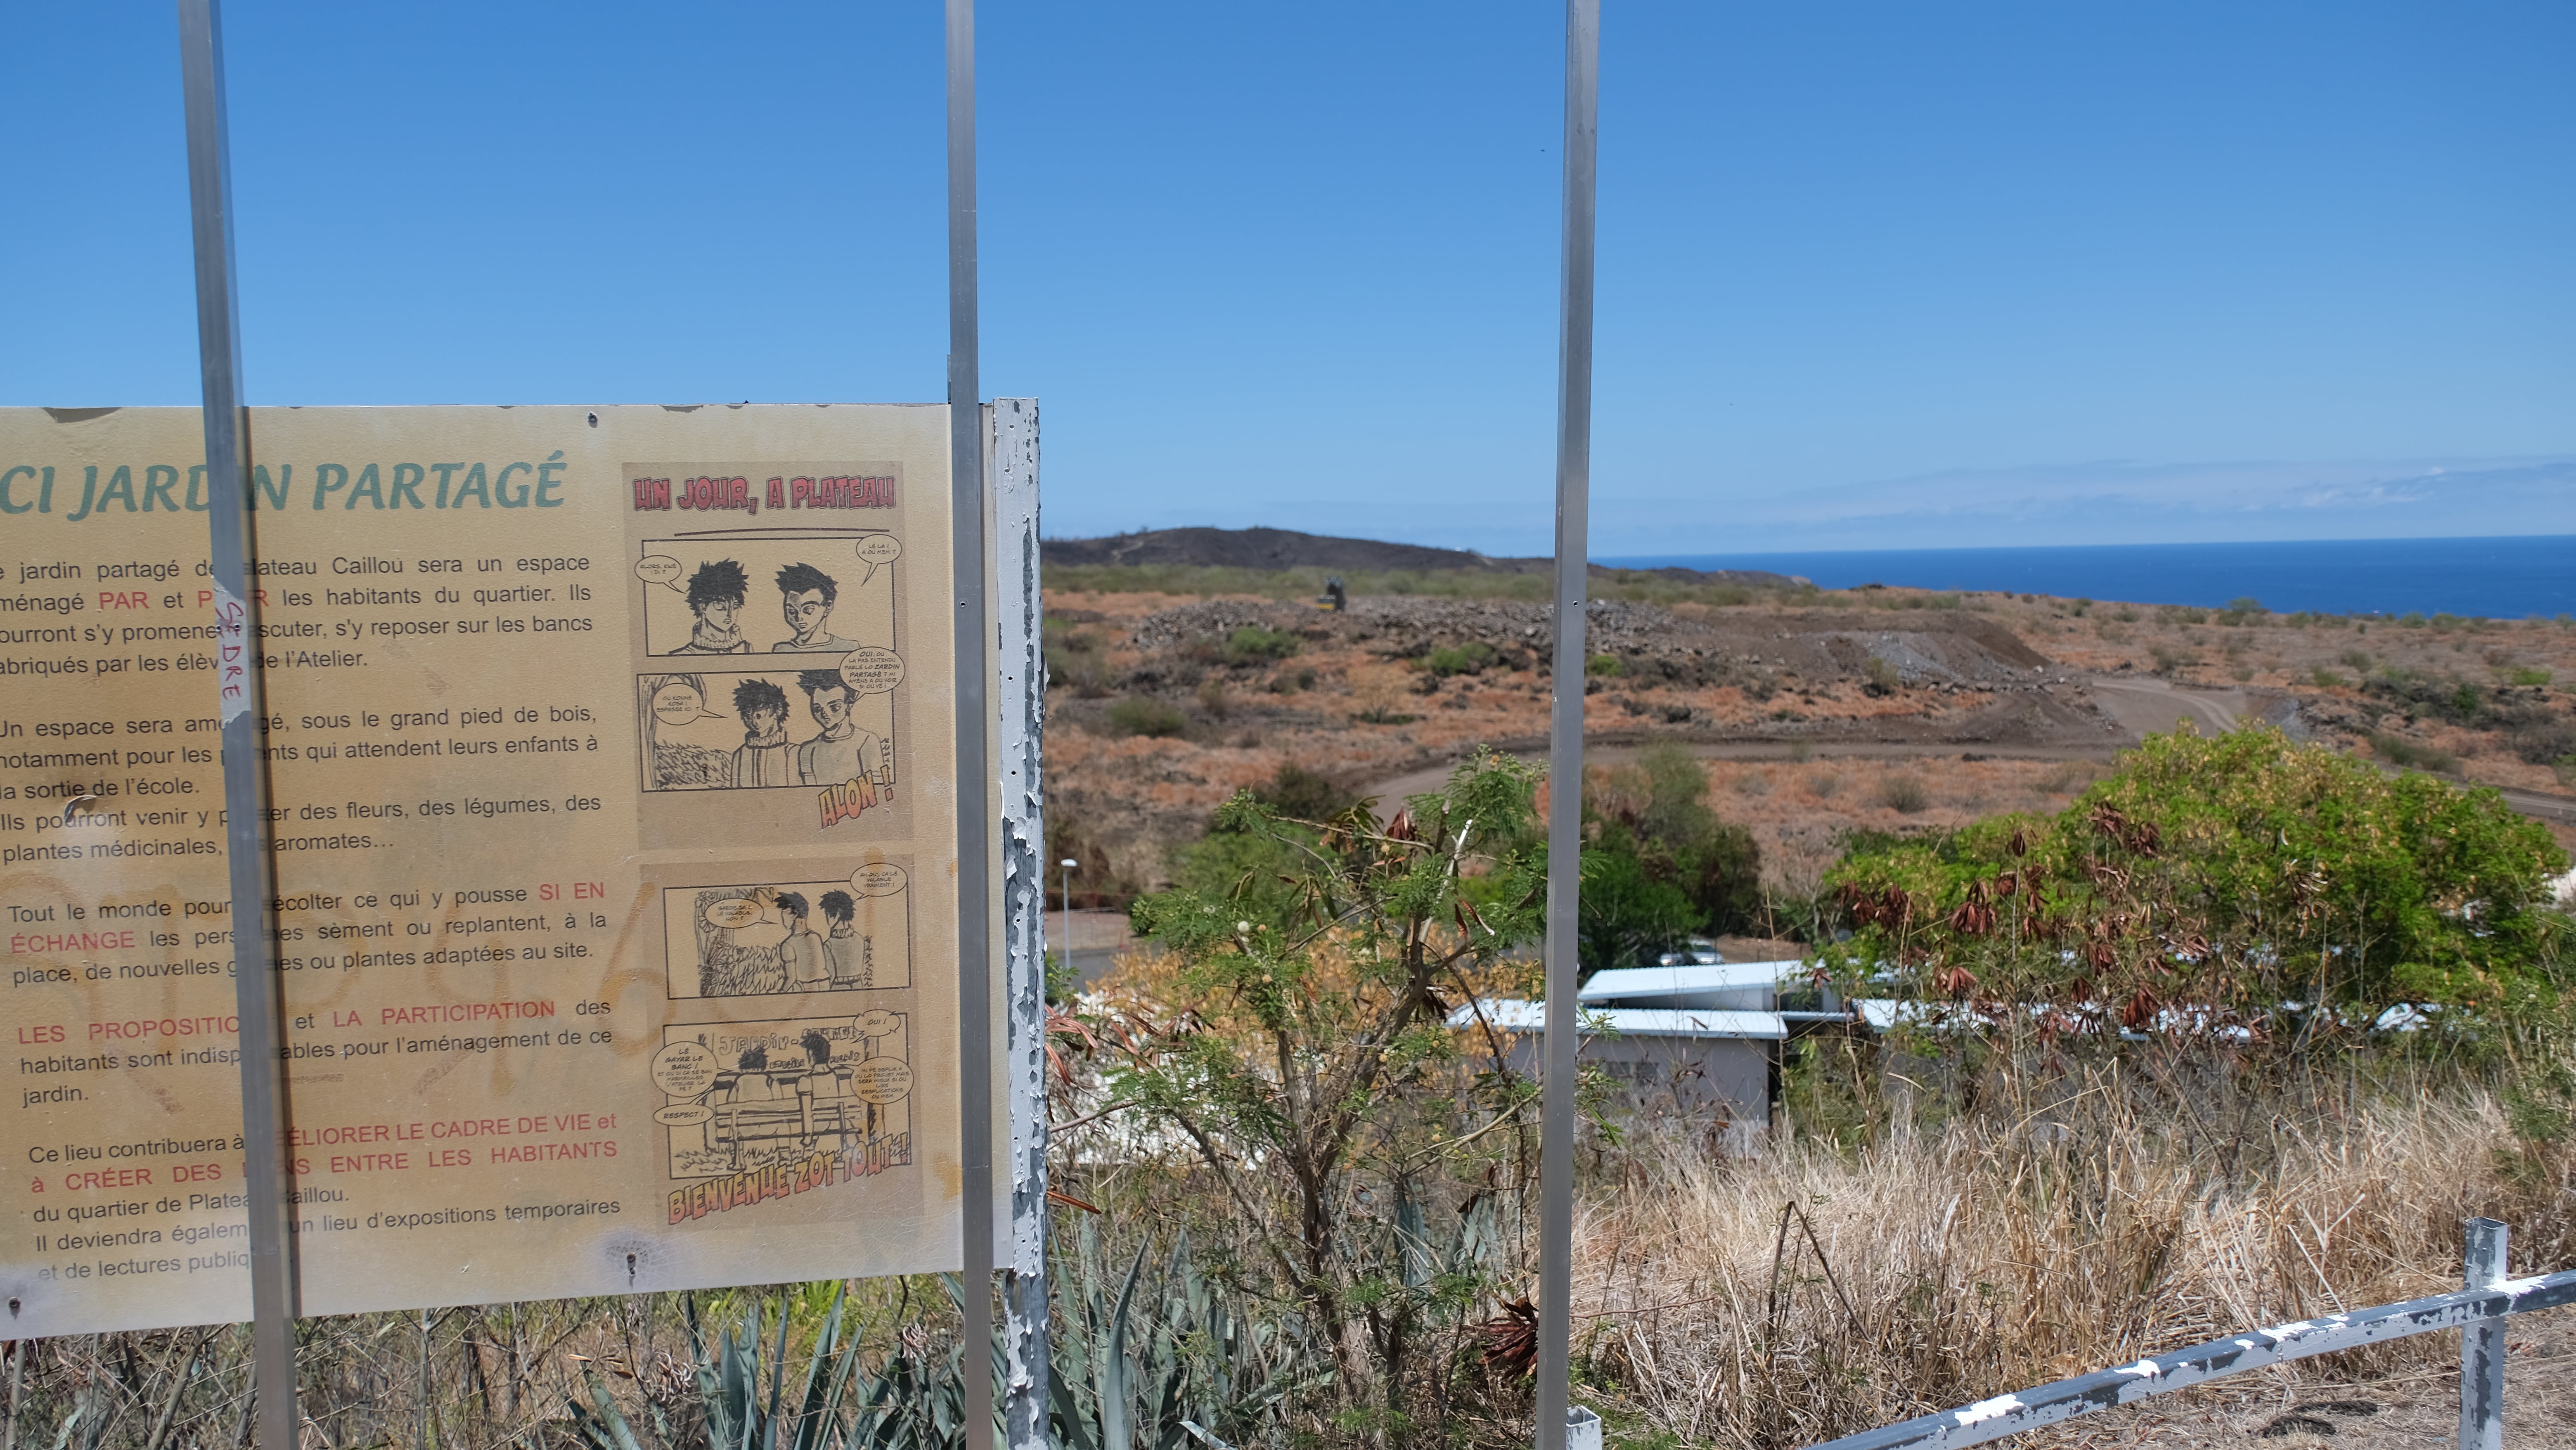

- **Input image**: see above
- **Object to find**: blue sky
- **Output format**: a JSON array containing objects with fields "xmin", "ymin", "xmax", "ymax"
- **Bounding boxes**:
[{"xmin": 5, "ymin": 2, "xmax": 2570, "ymax": 555}]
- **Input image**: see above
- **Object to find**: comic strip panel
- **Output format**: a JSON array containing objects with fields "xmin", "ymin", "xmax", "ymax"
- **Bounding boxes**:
[
  {"xmin": 632, "ymin": 528, "xmax": 900, "ymax": 660},
  {"xmin": 663, "ymin": 865, "xmax": 913, "ymax": 999},
  {"xmin": 637, "ymin": 664, "xmax": 900, "ymax": 816},
  {"xmin": 650, "ymin": 1013, "xmax": 912, "ymax": 1192}
]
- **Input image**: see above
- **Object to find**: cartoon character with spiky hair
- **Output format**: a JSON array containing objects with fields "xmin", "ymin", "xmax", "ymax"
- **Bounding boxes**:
[
  {"xmin": 794, "ymin": 669, "xmax": 888, "ymax": 791},
  {"xmin": 772, "ymin": 890, "xmax": 829, "ymax": 989},
  {"xmin": 772, "ymin": 562, "xmax": 859, "ymax": 654},
  {"xmin": 730, "ymin": 677, "xmax": 794, "ymax": 787},
  {"xmin": 672, "ymin": 559, "xmax": 752, "ymax": 654},
  {"xmin": 820, "ymin": 889, "xmax": 871, "ymax": 988}
]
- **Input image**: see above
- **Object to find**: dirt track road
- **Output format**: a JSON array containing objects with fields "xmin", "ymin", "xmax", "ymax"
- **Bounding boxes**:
[
  {"xmin": 2088, "ymin": 675, "xmax": 2247, "ymax": 737},
  {"xmin": 1365, "ymin": 675, "xmax": 2576, "ymax": 829}
]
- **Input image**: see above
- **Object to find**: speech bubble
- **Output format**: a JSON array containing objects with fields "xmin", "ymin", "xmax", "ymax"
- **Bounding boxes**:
[
  {"xmin": 652, "ymin": 1103, "xmax": 715, "ymax": 1127},
  {"xmin": 702, "ymin": 896, "xmax": 765, "ymax": 930},
  {"xmin": 854, "ymin": 1008, "xmax": 902, "ymax": 1039},
  {"xmin": 650, "ymin": 1040, "xmax": 719, "ymax": 1098},
  {"xmin": 635, "ymin": 555, "xmax": 685, "ymax": 591},
  {"xmin": 855, "ymin": 534, "xmax": 902, "ymax": 589},
  {"xmin": 651, "ymin": 680, "xmax": 728, "ymax": 726},
  {"xmin": 850, "ymin": 1056, "xmax": 913, "ymax": 1105},
  {"xmin": 838, "ymin": 647, "xmax": 905, "ymax": 697},
  {"xmin": 851, "ymin": 862, "xmax": 908, "ymax": 899}
]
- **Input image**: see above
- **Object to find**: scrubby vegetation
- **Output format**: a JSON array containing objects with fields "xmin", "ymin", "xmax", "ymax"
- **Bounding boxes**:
[
  {"xmin": 1823, "ymin": 727, "xmax": 2567, "ymax": 1026},
  {"xmin": 1568, "ymin": 744, "xmax": 1765, "ymax": 972},
  {"xmin": 16, "ymin": 729, "xmax": 2573, "ymax": 1450}
]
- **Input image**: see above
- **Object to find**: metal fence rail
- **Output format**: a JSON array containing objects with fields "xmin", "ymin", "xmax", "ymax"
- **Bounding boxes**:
[{"xmin": 1809, "ymin": 1220, "xmax": 2574, "ymax": 1450}]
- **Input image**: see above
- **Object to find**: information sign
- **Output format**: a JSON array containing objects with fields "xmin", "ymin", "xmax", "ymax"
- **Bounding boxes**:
[{"xmin": 0, "ymin": 405, "xmax": 964, "ymax": 1336}]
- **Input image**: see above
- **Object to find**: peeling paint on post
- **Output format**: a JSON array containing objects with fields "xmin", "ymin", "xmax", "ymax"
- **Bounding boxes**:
[
  {"xmin": 990, "ymin": 399, "xmax": 1049, "ymax": 1450},
  {"xmin": 2459, "ymin": 1218, "xmax": 2506, "ymax": 1450}
]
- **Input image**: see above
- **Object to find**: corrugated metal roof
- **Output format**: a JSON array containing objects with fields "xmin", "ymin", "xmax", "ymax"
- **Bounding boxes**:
[
  {"xmin": 1578, "ymin": 960, "xmax": 1804, "ymax": 1003},
  {"xmin": 1447, "ymin": 999, "xmax": 1788, "ymax": 1040}
]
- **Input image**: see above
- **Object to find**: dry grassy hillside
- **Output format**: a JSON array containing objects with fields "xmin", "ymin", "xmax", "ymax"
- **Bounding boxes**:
[{"xmin": 1042, "ymin": 575, "xmax": 2576, "ymax": 900}]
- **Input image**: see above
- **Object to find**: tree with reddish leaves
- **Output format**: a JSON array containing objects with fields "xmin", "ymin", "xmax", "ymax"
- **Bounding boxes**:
[{"xmin": 1821, "ymin": 726, "xmax": 2568, "ymax": 1053}]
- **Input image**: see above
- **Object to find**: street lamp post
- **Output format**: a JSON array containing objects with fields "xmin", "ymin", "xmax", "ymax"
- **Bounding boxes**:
[{"xmin": 1058, "ymin": 858, "xmax": 1078, "ymax": 989}]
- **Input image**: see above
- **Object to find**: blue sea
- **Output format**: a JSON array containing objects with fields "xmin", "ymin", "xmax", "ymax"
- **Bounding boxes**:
[{"xmin": 1602, "ymin": 536, "xmax": 2576, "ymax": 620}]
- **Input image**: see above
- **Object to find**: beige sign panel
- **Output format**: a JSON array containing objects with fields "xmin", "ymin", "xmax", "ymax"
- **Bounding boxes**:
[{"xmin": 0, "ymin": 405, "xmax": 961, "ymax": 1337}]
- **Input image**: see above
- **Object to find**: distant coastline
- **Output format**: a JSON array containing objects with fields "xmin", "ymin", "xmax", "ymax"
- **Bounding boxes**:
[{"xmin": 1602, "ymin": 536, "xmax": 2576, "ymax": 620}]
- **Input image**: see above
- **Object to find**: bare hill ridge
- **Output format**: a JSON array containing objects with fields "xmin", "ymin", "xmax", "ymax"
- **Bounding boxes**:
[{"xmin": 1043, "ymin": 525, "xmax": 1809, "ymax": 589}]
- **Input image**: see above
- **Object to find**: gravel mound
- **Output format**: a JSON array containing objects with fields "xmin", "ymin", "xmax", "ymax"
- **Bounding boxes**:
[{"xmin": 1129, "ymin": 597, "xmax": 2056, "ymax": 689}]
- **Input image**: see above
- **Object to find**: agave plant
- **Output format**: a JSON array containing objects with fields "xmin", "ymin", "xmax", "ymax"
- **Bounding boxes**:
[
  {"xmin": 563, "ymin": 1281, "xmax": 982, "ymax": 1450},
  {"xmin": 1049, "ymin": 1223, "xmax": 1335, "ymax": 1450},
  {"xmin": 560, "ymin": 1218, "xmax": 1380, "ymax": 1450}
]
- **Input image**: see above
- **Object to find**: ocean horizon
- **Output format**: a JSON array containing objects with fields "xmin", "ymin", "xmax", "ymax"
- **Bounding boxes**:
[{"xmin": 1602, "ymin": 535, "xmax": 2576, "ymax": 620}]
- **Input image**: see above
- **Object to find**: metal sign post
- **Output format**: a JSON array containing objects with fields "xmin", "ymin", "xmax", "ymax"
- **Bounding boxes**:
[
  {"xmin": 947, "ymin": 0, "xmax": 998, "ymax": 1441},
  {"xmin": 175, "ymin": 4, "xmax": 300, "ymax": 1447},
  {"xmin": 990, "ymin": 399, "xmax": 1050, "ymax": 1449},
  {"xmin": 1537, "ymin": 0, "xmax": 1601, "ymax": 1446},
  {"xmin": 147, "ymin": 5, "xmax": 1009, "ymax": 1445}
]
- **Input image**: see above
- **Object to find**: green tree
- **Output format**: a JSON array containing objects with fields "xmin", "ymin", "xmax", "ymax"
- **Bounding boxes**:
[
  {"xmin": 1115, "ymin": 750, "xmax": 1548, "ymax": 1426},
  {"xmin": 1563, "ymin": 743, "xmax": 1764, "ymax": 971},
  {"xmin": 1167, "ymin": 763, "xmax": 1362, "ymax": 932},
  {"xmin": 1824, "ymin": 726, "xmax": 2568, "ymax": 1043},
  {"xmin": 1572, "ymin": 848, "xmax": 1698, "ymax": 974}
]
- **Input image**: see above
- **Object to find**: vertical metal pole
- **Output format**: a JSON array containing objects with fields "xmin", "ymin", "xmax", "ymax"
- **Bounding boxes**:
[
  {"xmin": 991, "ymin": 400, "xmax": 1050, "ymax": 1450},
  {"xmin": 2459, "ymin": 1217, "xmax": 2507, "ymax": 1450},
  {"xmin": 1537, "ymin": 0, "xmax": 1600, "ymax": 1445},
  {"xmin": 176, "ymin": 5, "xmax": 298, "ymax": 1449},
  {"xmin": 947, "ymin": 0, "xmax": 995, "ymax": 1440}
]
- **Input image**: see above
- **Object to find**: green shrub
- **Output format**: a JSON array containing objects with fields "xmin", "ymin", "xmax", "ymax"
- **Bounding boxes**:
[
  {"xmin": 1863, "ymin": 656, "xmax": 1901, "ymax": 696},
  {"xmin": 1566, "ymin": 743, "xmax": 1765, "ymax": 970},
  {"xmin": 1574, "ymin": 849, "xmax": 1701, "ymax": 973},
  {"xmin": 1222, "ymin": 625, "xmax": 1300, "ymax": 664},
  {"xmin": 1587, "ymin": 653, "xmax": 1623, "ymax": 677},
  {"xmin": 1253, "ymin": 761, "xmax": 1353, "ymax": 820},
  {"xmin": 1043, "ymin": 617, "xmax": 1113, "ymax": 695},
  {"xmin": 1125, "ymin": 752, "xmax": 1548, "ymax": 1409},
  {"xmin": 1106, "ymin": 697, "xmax": 1188, "ymax": 739},
  {"xmin": 1421, "ymin": 641, "xmax": 1496, "ymax": 677},
  {"xmin": 2311, "ymin": 667, "xmax": 2349, "ymax": 688},
  {"xmin": 1825, "ymin": 726, "xmax": 2568, "ymax": 1029},
  {"xmin": 1875, "ymin": 775, "xmax": 1930, "ymax": 813},
  {"xmin": 2369, "ymin": 732, "xmax": 2458, "ymax": 773},
  {"xmin": 2503, "ymin": 666, "xmax": 2553, "ymax": 687}
]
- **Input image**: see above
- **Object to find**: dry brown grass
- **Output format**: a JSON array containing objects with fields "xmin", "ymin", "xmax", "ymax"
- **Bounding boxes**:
[{"xmin": 1573, "ymin": 1073, "xmax": 2574, "ymax": 1449}]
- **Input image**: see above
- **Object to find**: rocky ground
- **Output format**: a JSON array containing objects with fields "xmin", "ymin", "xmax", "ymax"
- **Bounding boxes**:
[
  {"xmin": 1042, "ymin": 580, "xmax": 2576, "ymax": 901},
  {"xmin": 2010, "ymin": 1306, "xmax": 2576, "ymax": 1450}
]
